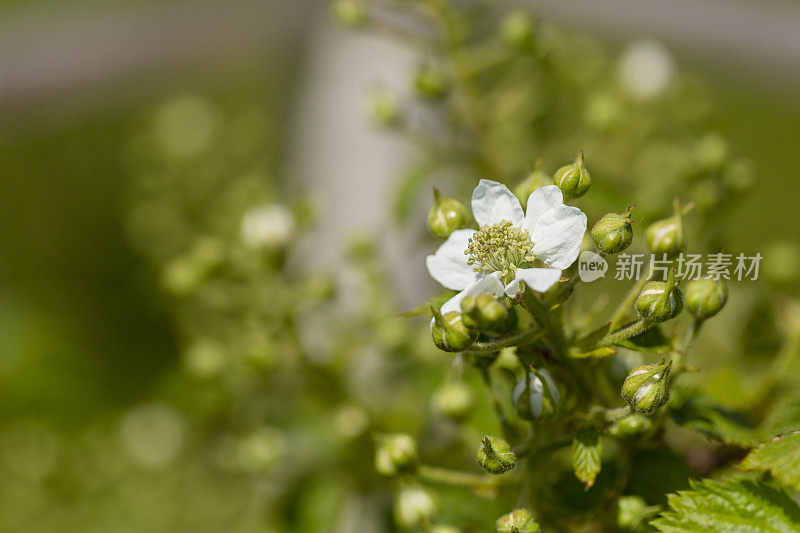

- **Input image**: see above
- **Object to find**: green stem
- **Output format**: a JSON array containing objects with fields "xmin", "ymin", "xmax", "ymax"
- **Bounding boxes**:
[
  {"xmin": 480, "ymin": 367, "xmax": 516, "ymax": 441},
  {"xmin": 417, "ymin": 464, "xmax": 500, "ymax": 488},
  {"xmin": 601, "ymin": 319, "xmax": 652, "ymax": 345},
  {"xmin": 609, "ymin": 269, "xmax": 652, "ymax": 331},
  {"xmin": 467, "ymin": 327, "xmax": 544, "ymax": 353},
  {"xmin": 521, "ymin": 289, "xmax": 567, "ymax": 357}
]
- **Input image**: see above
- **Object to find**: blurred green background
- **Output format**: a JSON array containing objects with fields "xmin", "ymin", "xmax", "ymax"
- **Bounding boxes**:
[{"xmin": 0, "ymin": 0, "xmax": 798, "ymax": 531}]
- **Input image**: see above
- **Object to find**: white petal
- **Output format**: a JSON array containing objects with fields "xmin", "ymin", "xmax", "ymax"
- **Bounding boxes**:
[
  {"xmin": 471, "ymin": 179, "xmax": 524, "ymax": 227},
  {"xmin": 425, "ymin": 229, "xmax": 477, "ymax": 290},
  {"xmin": 504, "ymin": 267, "xmax": 562, "ymax": 296},
  {"xmin": 431, "ymin": 273, "xmax": 505, "ymax": 327},
  {"xmin": 523, "ymin": 185, "xmax": 587, "ymax": 269}
]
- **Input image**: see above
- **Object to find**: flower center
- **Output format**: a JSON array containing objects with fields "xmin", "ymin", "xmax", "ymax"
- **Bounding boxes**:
[{"xmin": 465, "ymin": 220, "xmax": 535, "ymax": 284}]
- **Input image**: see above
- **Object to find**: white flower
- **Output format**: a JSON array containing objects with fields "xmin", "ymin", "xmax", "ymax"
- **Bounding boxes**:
[{"xmin": 426, "ymin": 180, "xmax": 586, "ymax": 322}]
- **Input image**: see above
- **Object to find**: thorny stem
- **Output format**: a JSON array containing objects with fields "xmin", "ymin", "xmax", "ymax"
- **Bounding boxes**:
[
  {"xmin": 467, "ymin": 327, "xmax": 544, "ymax": 352},
  {"xmin": 601, "ymin": 319, "xmax": 653, "ymax": 345}
]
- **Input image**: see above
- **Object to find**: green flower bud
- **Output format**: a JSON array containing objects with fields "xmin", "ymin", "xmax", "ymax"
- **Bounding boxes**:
[
  {"xmin": 394, "ymin": 485, "xmax": 437, "ymax": 529},
  {"xmin": 591, "ymin": 207, "xmax": 634, "ymax": 255},
  {"xmin": 608, "ymin": 414, "xmax": 652, "ymax": 438},
  {"xmin": 514, "ymin": 162, "xmax": 552, "ymax": 207},
  {"xmin": 375, "ymin": 434, "xmax": 418, "ymax": 476},
  {"xmin": 413, "ymin": 64, "xmax": 449, "ymax": 100},
  {"xmin": 431, "ymin": 308, "xmax": 477, "ymax": 352},
  {"xmin": 329, "ymin": 0, "xmax": 368, "ymax": 28},
  {"xmin": 496, "ymin": 508, "xmax": 540, "ymax": 533},
  {"xmin": 428, "ymin": 188, "xmax": 469, "ymax": 238},
  {"xmin": 461, "ymin": 293, "xmax": 517, "ymax": 334},
  {"xmin": 636, "ymin": 269, "xmax": 683, "ymax": 323},
  {"xmin": 477, "ymin": 435, "xmax": 517, "ymax": 474},
  {"xmin": 684, "ymin": 278, "xmax": 728, "ymax": 320},
  {"xmin": 616, "ymin": 495, "xmax": 659, "ymax": 531},
  {"xmin": 646, "ymin": 199, "xmax": 691, "ymax": 257},
  {"xmin": 553, "ymin": 151, "xmax": 591, "ymax": 200},
  {"xmin": 513, "ymin": 369, "xmax": 560, "ymax": 420},
  {"xmin": 431, "ymin": 382, "xmax": 474, "ymax": 422},
  {"xmin": 365, "ymin": 89, "xmax": 401, "ymax": 127},
  {"xmin": 621, "ymin": 360, "xmax": 672, "ymax": 414},
  {"xmin": 500, "ymin": 11, "xmax": 535, "ymax": 49}
]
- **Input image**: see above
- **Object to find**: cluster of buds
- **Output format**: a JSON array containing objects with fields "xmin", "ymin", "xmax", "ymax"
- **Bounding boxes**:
[
  {"xmin": 554, "ymin": 150, "xmax": 592, "ymax": 200},
  {"xmin": 430, "ymin": 292, "xmax": 517, "ymax": 352},
  {"xmin": 591, "ymin": 206, "xmax": 635, "ymax": 255},
  {"xmin": 621, "ymin": 359, "xmax": 672, "ymax": 414},
  {"xmin": 476, "ymin": 435, "xmax": 517, "ymax": 474},
  {"xmin": 513, "ymin": 369, "xmax": 561, "ymax": 420},
  {"xmin": 636, "ymin": 267, "xmax": 683, "ymax": 323}
]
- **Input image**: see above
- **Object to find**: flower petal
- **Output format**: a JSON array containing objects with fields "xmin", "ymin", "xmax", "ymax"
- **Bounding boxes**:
[
  {"xmin": 471, "ymin": 179, "xmax": 524, "ymax": 227},
  {"xmin": 504, "ymin": 267, "xmax": 562, "ymax": 296},
  {"xmin": 426, "ymin": 229, "xmax": 477, "ymax": 290},
  {"xmin": 431, "ymin": 272, "xmax": 505, "ymax": 327},
  {"xmin": 523, "ymin": 185, "xmax": 587, "ymax": 269}
]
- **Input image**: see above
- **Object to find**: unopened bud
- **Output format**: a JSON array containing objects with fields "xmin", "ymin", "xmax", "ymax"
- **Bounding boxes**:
[
  {"xmin": 431, "ymin": 308, "xmax": 477, "ymax": 352},
  {"xmin": 477, "ymin": 435, "xmax": 517, "ymax": 474},
  {"xmin": 591, "ymin": 206, "xmax": 634, "ymax": 255},
  {"xmin": 413, "ymin": 64, "xmax": 449, "ymax": 100},
  {"xmin": 684, "ymin": 278, "xmax": 727, "ymax": 320},
  {"xmin": 554, "ymin": 151, "xmax": 591, "ymax": 200},
  {"xmin": 513, "ymin": 369, "xmax": 560, "ymax": 420},
  {"xmin": 621, "ymin": 360, "xmax": 672, "ymax": 414},
  {"xmin": 394, "ymin": 485, "xmax": 437, "ymax": 529},
  {"xmin": 500, "ymin": 11, "xmax": 535, "ymax": 49},
  {"xmin": 636, "ymin": 268, "xmax": 683, "ymax": 323},
  {"xmin": 431, "ymin": 382, "xmax": 474, "ymax": 422},
  {"xmin": 496, "ymin": 508, "xmax": 540, "ymax": 533},
  {"xmin": 428, "ymin": 188, "xmax": 469, "ymax": 238},
  {"xmin": 329, "ymin": 0, "xmax": 368, "ymax": 28},
  {"xmin": 375, "ymin": 434, "xmax": 418, "ymax": 476},
  {"xmin": 608, "ymin": 414, "xmax": 652, "ymax": 438},
  {"xmin": 461, "ymin": 293, "xmax": 517, "ymax": 334},
  {"xmin": 646, "ymin": 199, "xmax": 691, "ymax": 257}
]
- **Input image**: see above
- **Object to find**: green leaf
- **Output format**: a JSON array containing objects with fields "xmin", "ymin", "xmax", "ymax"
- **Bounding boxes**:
[
  {"xmin": 669, "ymin": 389, "xmax": 764, "ymax": 447},
  {"xmin": 740, "ymin": 432, "xmax": 800, "ymax": 492},
  {"xmin": 615, "ymin": 324, "xmax": 671, "ymax": 354},
  {"xmin": 571, "ymin": 425, "xmax": 602, "ymax": 490},
  {"xmin": 400, "ymin": 290, "xmax": 457, "ymax": 318},
  {"xmin": 651, "ymin": 478, "xmax": 800, "ymax": 532}
]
